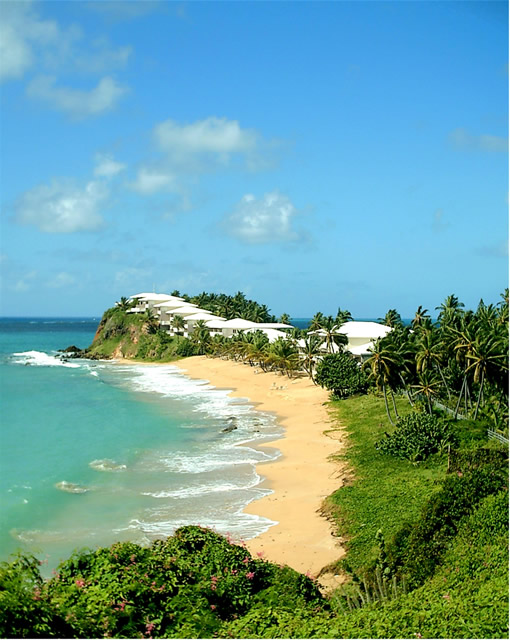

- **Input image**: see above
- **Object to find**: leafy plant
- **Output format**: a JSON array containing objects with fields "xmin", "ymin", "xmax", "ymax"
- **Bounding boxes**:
[
  {"xmin": 315, "ymin": 353, "xmax": 368, "ymax": 398},
  {"xmin": 375, "ymin": 412, "xmax": 457, "ymax": 461}
]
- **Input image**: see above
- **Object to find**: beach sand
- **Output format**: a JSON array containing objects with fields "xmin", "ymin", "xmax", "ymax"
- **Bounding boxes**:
[{"xmin": 171, "ymin": 356, "xmax": 348, "ymax": 590}]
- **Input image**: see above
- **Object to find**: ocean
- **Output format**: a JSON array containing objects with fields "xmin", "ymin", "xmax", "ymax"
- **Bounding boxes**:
[{"xmin": 0, "ymin": 318, "xmax": 283, "ymax": 573}]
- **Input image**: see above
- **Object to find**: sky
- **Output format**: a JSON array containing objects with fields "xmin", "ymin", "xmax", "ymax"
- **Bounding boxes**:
[{"xmin": 0, "ymin": 0, "xmax": 508, "ymax": 319}]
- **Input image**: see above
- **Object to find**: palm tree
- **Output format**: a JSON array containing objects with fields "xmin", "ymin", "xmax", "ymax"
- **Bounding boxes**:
[
  {"xmin": 415, "ymin": 328, "xmax": 451, "ymax": 403},
  {"xmin": 266, "ymin": 338, "xmax": 300, "ymax": 377},
  {"xmin": 299, "ymin": 334, "xmax": 323, "ymax": 380},
  {"xmin": 364, "ymin": 340, "xmax": 401, "ymax": 425},
  {"xmin": 279, "ymin": 313, "xmax": 292, "ymax": 325},
  {"xmin": 335, "ymin": 308, "xmax": 353, "ymax": 326},
  {"xmin": 380, "ymin": 309, "xmax": 403, "ymax": 329},
  {"xmin": 466, "ymin": 333, "xmax": 508, "ymax": 419},
  {"xmin": 412, "ymin": 371, "xmax": 442, "ymax": 414},
  {"xmin": 143, "ymin": 309, "xmax": 159, "ymax": 334},
  {"xmin": 308, "ymin": 312, "xmax": 324, "ymax": 332},
  {"xmin": 436, "ymin": 294, "xmax": 464, "ymax": 330},
  {"xmin": 320, "ymin": 316, "xmax": 347, "ymax": 354},
  {"xmin": 116, "ymin": 296, "xmax": 134, "ymax": 311},
  {"xmin": 191, "ymin": 320, "xmax": 212, "ymax": 355},
  {"xmin": 411, "ymin": 305, "xmax": 430, "ymax": 330},
  {"xmin": 172, "ymin": 314, "xmax": 185, "ymax": 336}
]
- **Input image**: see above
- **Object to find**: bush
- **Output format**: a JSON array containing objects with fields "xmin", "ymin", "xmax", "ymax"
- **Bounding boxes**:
[
  {"xmin": 315, "ymin": 353, "xmax": 368, "ymax": 398},
  {"xmin": 0, "ymin": 526, "xmax": 326, "ymax": 639},
  {"xmin": 375, "ymin": 412, "xmax": 456, "ymax": 462},
  {"xmin": 174, "ymin": 337, "xmax": 197, "ymax": 358}
]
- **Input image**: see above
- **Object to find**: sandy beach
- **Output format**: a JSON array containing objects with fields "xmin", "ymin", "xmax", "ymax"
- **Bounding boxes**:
[{"xmin": 171, "ymin": 355, "xmax": 347, "ymax": 588}]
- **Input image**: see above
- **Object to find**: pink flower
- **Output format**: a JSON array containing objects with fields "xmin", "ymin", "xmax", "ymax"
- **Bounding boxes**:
[
  {"xmin": 75, "ymin": 579, "xmax": 85, "ymax": 588},
  {"xmin": 242, "ymin": 556, "xmax": 250, "ymax": 564},
  {"xmin": 211, "ymin": 604, "xmax": 216, "ymax": 611},
  {"xmin": 443, "ymin": 593, "xmax": 450, "ymax": 601},
  {"xmin": 415, "ymin": 634, "xmax": 423, "ymax": 639},
  {"xmin": 257, "ymin": 551, "xmax": 265, "ymax": 558},
  {"xmin": 146, "ymin": 622, "xmax": 155, "ymax": 633},
  {"xmin": 33, "ymin": 588, "xmax": 41, "ymax": 601},
  {"xmin": 246, "ymin": 571, "xmax": 255, "ymax": 580}
]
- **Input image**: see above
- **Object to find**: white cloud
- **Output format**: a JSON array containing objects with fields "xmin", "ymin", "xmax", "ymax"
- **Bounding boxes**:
[
  {"xmin": 94, "ymin": 153, "xmax": 126, "ymax": 178},
  {"xmin": 46, "ymin": 272, "xmax": 76, "ymax": 289},
  {"xmin": 224, "ymin": 191, "xmax": 300, "ymax": 244},
  {"xmin": 0, "ymin": 2, "xmax": 132, "ymax": 83},
  {"xmin": 0, "ymin": 2, "xmax": 58, "ymax": 81},
  {"xmin": 154, "ymin": 117, "xmax": 257, "ymax": 166},
  {"xmin": 12, "ymin": 271, "xmax": 38, "ymax": 292},
  {"xmin": 14, "ymin": 179, "xmax": 107, "ymax": 233},
  {"xmin": 26, "ymin": 75, "xmax": 128, "ymax": 118},
  {"xmin": 448, "ymin": 128, "xmax": 508, "ymax": 153},
  {"xmin": 129, "ymin": 168, "xmax": 177, "ymax": 194}
]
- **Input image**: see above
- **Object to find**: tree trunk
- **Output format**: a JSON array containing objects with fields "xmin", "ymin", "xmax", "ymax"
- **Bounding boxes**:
[
  {"xmin": 383, "ymin": 385, "xmax": 395, "ymax": 426},
  {"xmin": 391, "ymin": 391, "xmax": 399, "ymax": 419},
  {"xmin": 400, "ymin": 374, "xmax": 414, "ymax": 406},
  {"xmin": 436, "ymin": 363, "xmax": 452, "ymax": 403},
  {"xmin": 473, "ymin": 369, "xmax": 485, "ymax": 420},
  {"xmin": 454, "ymin": 376, "xmax": 465, "ymax": 420}
]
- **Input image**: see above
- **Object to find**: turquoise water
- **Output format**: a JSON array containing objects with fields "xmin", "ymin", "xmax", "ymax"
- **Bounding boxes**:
[{"xmin": 0, "ymin": 319, "xmax": 281, "ymax": 572}]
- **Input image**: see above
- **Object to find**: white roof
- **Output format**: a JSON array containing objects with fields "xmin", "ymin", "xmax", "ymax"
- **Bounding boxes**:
[
  {"xmin": 243, "ymin": 327, "xmax": 287, "ymax": 343},
  {"xmin": 205, "ymin": 319, "xmax": 228, "ymax": 329},
  {"xmin": 130, "ymin": 293, "xmax": 183, "ymax": 302},
  {"xmin": 154, "ymin": 299, "xmax": 191, "ymax": 308},
  {"xmin": 185, "ymin": 312, "xmax": 224, "ymax": 322},
  {"xmin": 221, "ymin": 318, "xmax": 258, "ymax": 329},
  {"xmin": 257, "ymin": 322, "xmax": 294, "ymax": 329},
  {"xmin": 166, "ymin": 306, "xmax": 205, "ymax": 316},
  {"xmin": 337, "ymin": 321, "xmax": 392, "ymax": 339}
]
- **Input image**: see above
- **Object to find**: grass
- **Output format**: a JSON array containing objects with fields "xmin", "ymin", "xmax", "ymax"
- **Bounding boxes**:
[{"xmin": 325, "ymin": 393, "xmax": 448, "ymax": 572}]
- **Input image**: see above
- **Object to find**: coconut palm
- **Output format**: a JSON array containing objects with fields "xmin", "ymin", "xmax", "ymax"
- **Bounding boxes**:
[
  {"xmin": 116, "ymin": 296, "xmax": 134, "ymax": 311},
  {"xmin": 171, "ymin": 314, "xmax": 185, "ymax": 336},
  {"xmin": 411, "ymin": 305, "xmax": 430, "ymax": 330},
  {"xmin": 415, "ymin": 328, "xmax": 451, "ymax": 402},
  {"xmin": 436, "ymin": 294, "xmax": 465, "ymax": 330},
  {"xmin": 143, "ymin": 309, "xmax": 159, "ymax": 334},
  {"xmin": 380, "ymin": 309, "xmax": 403, "ymax": 329},
  {"xmin": 266, "ymin": 338, "xmax": 300, "ymax": 377},
  {"xmin": 364, "ymin": 340, "xmax": 401, "ymax": 425},
  {"xmin": 279, "ymin": 313, "xmax": 291, "ymax": 325},
  {"xmin": 335, "ymin": 308, "xmax": 353, "ymax": 326},
  {"xmin": 412, "ymin": 371, "xmax": 442, "ymax": 414},
  {"xmin": 190, "ymin": 320, "xmax": 212, "ymax": 355},
  {"xmin": 308, "ymin": 312, "xmax": 325, "ymax": 332},
  {"xmin": 299, "ymin": 334, "xmax": 323, "ymax": 381},
  {"xmin": 318, "ymin": 316, "xmax": 348, "ymax": 354},
  {"xmin": 466, "ymin": 333, "xmax": 508, "ymax": 419}
]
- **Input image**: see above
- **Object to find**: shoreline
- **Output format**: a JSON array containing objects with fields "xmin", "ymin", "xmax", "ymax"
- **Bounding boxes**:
[
  {"xmin": 115, "ymin": 355, "xmax": 347, "ymax": 588},
  {"xmin": 169, "ymin": 356, "xmax": 347, "ymax": 589}
]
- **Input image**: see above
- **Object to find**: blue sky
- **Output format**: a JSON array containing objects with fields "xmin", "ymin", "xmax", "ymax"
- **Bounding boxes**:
[{"xmin": 0, "ymin": 1, "xmax": 507, "ymax": 319}]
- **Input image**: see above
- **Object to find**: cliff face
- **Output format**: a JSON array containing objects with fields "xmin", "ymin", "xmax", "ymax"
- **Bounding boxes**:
[{"xmin": 85, "ymin": 307, "xmax": 186, "ymax": 361}]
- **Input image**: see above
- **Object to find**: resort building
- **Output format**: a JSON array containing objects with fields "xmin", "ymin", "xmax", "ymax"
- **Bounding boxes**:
[{"xmin": 126, "ymin": 293, "xmax": 391, "ymax": 360}]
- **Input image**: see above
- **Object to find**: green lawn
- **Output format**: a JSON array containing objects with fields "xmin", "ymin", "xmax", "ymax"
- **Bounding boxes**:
[{"xmin": 325, "ymin": 393, "xmax": 448, "ymax": 572}]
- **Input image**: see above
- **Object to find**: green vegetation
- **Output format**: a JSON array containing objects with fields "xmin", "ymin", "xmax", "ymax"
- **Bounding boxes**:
[
  {"xmin": 14, "ymin": 290, "xmax": 505, "ymax": 637},
  {"xmin": 315, "ymin": 352, "xmax": 368, "ymax": 398},
  {"xmin": 375, "ymin": 412, "xmax": 457, "ymax": 461},
  {"xmin": 80, "ymin": 306, "xmax": 197, "ymax": 362}
]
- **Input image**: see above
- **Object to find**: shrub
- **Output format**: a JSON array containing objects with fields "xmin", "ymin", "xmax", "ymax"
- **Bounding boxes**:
[
  {"xmin": 174, "ymin": 337, "xmax": 197, "ymax": 357},
  {"xmin": 375, "ymin": 412, "xmax": 456, "ymax": 462},
  {"xmin": 315, "ymin": 353, "xmax": 368, "ymax": 398}
]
